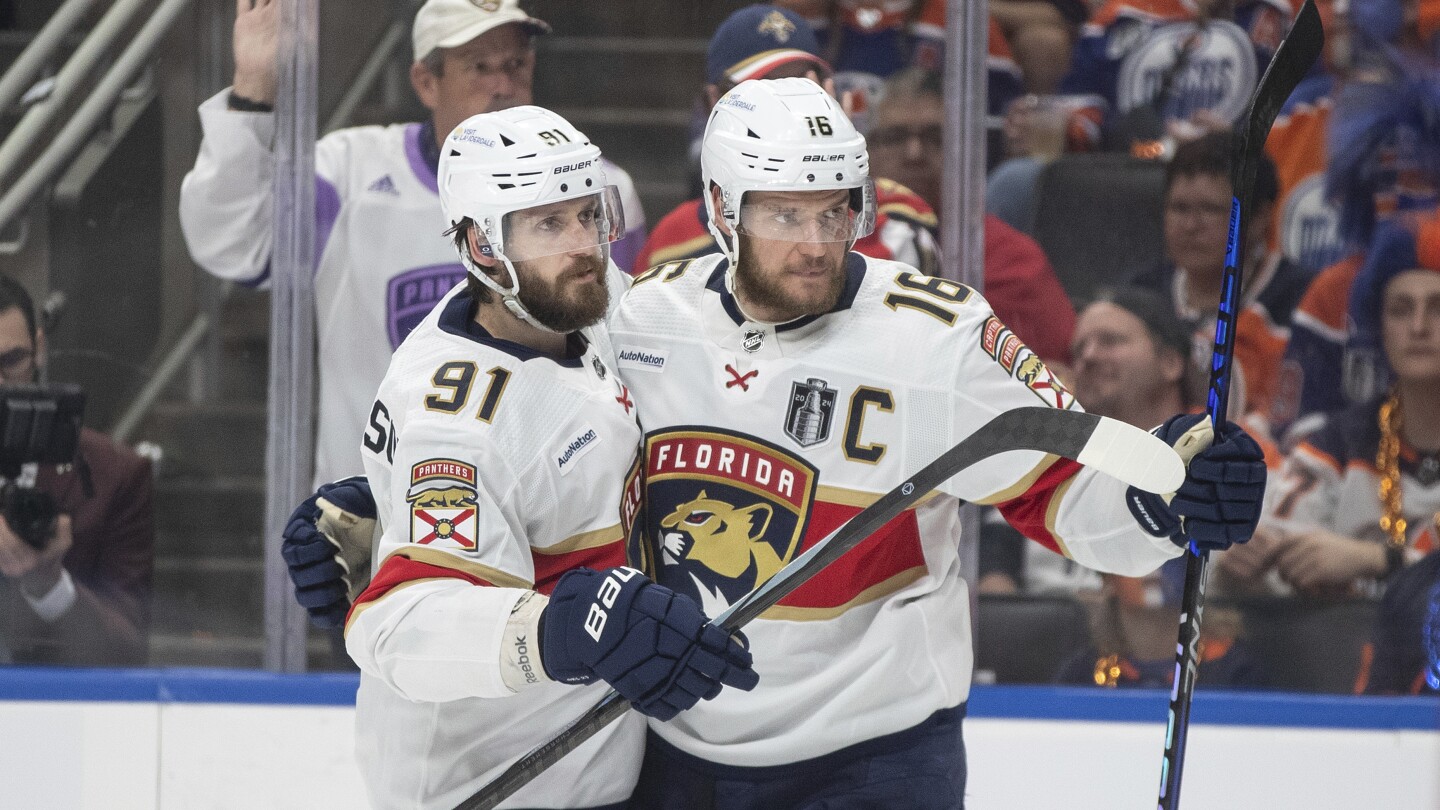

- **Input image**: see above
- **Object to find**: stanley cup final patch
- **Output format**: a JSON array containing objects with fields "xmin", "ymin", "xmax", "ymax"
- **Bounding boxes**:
[
  {"xmin": 785, "ymin": 378, "xmax": 837, "ymax": 447},
  {"xmin": 408, "ymin": 459, "xmax": 479, "ymax": 550}
]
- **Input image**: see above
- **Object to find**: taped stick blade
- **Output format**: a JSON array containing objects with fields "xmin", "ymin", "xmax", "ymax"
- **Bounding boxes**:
[{"xmin": 1076, "ymin": 416, "xmax": 1186, "ymax": 494}]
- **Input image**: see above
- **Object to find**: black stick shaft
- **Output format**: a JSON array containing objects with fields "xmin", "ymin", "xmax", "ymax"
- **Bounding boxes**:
[
  {"xmin": 461, "ymin": 407, "xmax": 1103, "ymax": 810},
  {"xmin": 1158, "ymin": 4, "xmax": 1322, "ymax": 806}
]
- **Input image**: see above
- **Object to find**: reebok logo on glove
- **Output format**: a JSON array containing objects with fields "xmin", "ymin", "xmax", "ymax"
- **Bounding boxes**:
[{"xmin": 585, "ymin": 567, "xmax": 641, "ymax": 642}]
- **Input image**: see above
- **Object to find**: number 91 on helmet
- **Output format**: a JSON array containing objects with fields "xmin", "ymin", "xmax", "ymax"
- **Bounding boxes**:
[{"xmin": 438, "ymin": 106, "xmax": 626, "ymax": 267}]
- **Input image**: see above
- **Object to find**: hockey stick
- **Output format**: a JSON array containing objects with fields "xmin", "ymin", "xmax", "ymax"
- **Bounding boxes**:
[
  {"xmin": 459, "ymin": 406, "xmax": 1185, "ymax": 810},
  {"xmin": 1156, "ymin": 4, "xmax": 1322, "ymax": 808}
]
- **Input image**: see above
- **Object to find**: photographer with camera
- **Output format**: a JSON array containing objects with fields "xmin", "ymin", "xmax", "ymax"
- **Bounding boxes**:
[{"xmin": 0, "ymin": 276, "xmax": 154, "ymax": 667}]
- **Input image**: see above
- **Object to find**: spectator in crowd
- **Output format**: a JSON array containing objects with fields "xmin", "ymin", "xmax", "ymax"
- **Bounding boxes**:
[
  {"xmin": 1060, "ymin": 0, "xmax": 1296, "ymax": 153},
  {"xmin": 1133, "ymin": 131, "xmax": 1312, "ymax": 422},
  {"xmin": 1053, "ymin": 570, "xmax": 1268, "ymax": 687},
  {"xmin": 1222, "ymin": 214, "xmax": 1440, "ymax": 597},
  {"xmin": 1357, "ymin": 548, "xmax": 1440, "ymax": 694},
  {"xmin": 639, "ymin": 4, "xmax": 942, "ymax": 278},
  {"xmin": 867, "ymin": 66, "xmax": 1077, "ymax": 363},
  {"xmin": 179, "ymin": 0, "xmax": 647, "ymax": 486},
  {"xmin": 777, "ymin": 0, "xmax": 1024, "ymax": 149},
  {"xmin": 0, "ymin": 276, "xmax": 154, "ymax": 667},
  {"xmin": 1267, "ymin": 0, "xmax": 1440, "ymax": 439}
]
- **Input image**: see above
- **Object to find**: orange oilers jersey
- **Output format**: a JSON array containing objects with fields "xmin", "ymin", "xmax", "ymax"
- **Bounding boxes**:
[
  {"xmin": 344, "ymin": 273, "xmax": 645, "ymax": 809},
  {"xmin": 609, "ymin": 251, "xmax": 1182, "ymax": 767},
  {"xmin": 1264, "ymin": 397, "xmax": 1440, "ymax": 578},
  {"xmin": 1267, "ymin": 98, "xmax": 1343, "ymax": 274}
]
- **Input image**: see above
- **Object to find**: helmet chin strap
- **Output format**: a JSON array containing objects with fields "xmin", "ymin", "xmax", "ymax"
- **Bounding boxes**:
[{"xmin": 458, "ymin": 245, "xmax": 565, "ymax": 335}]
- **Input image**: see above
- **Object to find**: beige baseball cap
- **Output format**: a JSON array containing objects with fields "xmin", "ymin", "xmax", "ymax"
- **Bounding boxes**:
[{"xmin": 412, "ymin": 0, "xmax": 551, "ymax": 62}]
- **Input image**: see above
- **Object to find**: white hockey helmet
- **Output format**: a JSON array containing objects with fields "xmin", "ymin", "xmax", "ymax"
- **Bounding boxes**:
[
  {"xmin": 701, "ymin": 77, "xmax": 875, "ymax": 266},
  {"xmin": 438, "ymin": 106, "xmax": 625, "ymax": 328}
]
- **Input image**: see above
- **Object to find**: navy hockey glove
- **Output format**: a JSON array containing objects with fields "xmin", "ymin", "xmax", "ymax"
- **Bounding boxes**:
[
  {"xmin": 280, "ymin": 476, "xmax": 377, "ymax": 628},
  {"xmin": 540, "ymin": 566, "xmax": 760, "ymax": 721},
  {"xmin": 1126, "ymin": 413, "xmax": 1267, "ymax": 552}
]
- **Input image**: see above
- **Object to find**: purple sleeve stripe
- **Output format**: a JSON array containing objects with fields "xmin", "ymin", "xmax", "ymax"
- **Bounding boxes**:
[{"xmin": 314, "ymin": 175, "xmax": 342, "ymax": 275}]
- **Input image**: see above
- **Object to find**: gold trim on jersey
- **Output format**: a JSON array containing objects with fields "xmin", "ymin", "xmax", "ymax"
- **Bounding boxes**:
[
  {"xmin": 970, "ymin": 453, "xmax": 1060, "ymax": 505},
  {"xmin": 815, "ymin": 484, "xmax": 943, "ymax": 509},
  {"xmin": 534, "ymin": 524, "xmax": 624, "ymax": 555},
  {"xmin": 1045, "ymin": 475, "xmax": 1078, "ymax": 560},
  {"xmin": 392, "ymin": 546, "xmax": 534, "ymax": 589},
  {"xmin": 760, "ymin": 565, "xmax": 928, "ymax": 621}
]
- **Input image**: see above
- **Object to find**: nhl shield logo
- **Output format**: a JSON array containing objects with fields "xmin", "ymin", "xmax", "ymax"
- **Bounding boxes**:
[
  {"xmin": 785, "ymin": 377, "xmax": 837, "ymax": 447},
  {"xmin": 743, "ymin": 329, "xmax": 765, "ymax": 353},
  {"xmin": 644, "ymin": 429, "xmax": 817, "ymax": 616}
]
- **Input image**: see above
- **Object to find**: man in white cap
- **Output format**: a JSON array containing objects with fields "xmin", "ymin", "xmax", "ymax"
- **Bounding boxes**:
[{"xmin": 179, "ymin": 0, "xmax": 647, "ymax": 495}]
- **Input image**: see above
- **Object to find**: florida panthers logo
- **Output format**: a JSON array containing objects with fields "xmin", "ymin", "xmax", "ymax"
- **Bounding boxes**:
[
  {"xmin": 660, "ymin": 493, "xmax": 790, "ymax": 584},
  {"xmin": 644, "ymin": 428, "xmax": 816, "ymax": 616},
  {"xmin": 409, "ymin": 459, "xmax": 479, "ymax": 550}
]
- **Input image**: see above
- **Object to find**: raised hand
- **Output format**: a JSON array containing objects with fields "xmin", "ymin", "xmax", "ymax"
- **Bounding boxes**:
[{"xmin": 232, "ymin": 0, "xmax": 279, "ymax": 104}]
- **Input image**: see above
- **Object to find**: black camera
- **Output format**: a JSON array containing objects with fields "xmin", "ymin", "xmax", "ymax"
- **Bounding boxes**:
[{"xmin": 0, "ymin": 384, "xmax": 84, "ymax": 549}]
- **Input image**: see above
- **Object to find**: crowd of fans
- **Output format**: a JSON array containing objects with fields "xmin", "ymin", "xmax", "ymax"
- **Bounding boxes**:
[{"xmin": 0, "ymin": 0, "xmax": 1436, "ymax": 697}]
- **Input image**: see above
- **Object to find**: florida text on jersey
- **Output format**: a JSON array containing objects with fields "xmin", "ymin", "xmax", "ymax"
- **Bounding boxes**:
[{"xmin": 609, "ymin": 251, "xmax": 1182, "ymax": 767}]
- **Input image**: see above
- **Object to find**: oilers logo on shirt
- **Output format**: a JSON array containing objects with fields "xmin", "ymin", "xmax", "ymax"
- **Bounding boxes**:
[
  {"xmin": 643, "ymin": 428, "xmax": 818, "ymax": 616},
  {"xmin": 1280, "ymin": 174, "xmax": 1342, "ymax": 273},
  {"xmin": 1116, "ymin": 20, "xmax": 1257, "ymax": 124}
]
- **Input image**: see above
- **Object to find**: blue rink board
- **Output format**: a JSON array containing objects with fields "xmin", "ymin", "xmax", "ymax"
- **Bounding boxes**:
[{"xmin": 0, "ymin": 667, "xmax": 1435, "ymax": 731}]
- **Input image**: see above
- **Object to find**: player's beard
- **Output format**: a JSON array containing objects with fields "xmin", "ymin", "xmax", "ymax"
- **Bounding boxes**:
[
  {"xmin": 735, "ymin": 238, "xmax": 847, "ymax": 321},
  {"xmin": 515, "ymin": 252, "xmax": 610, "ymax": 333}
]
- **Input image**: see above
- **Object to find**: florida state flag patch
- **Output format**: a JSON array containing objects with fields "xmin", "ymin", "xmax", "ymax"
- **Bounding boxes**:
[{"xmin": 408, "ymin": 458, "xmax": 479, "ymax": 550}]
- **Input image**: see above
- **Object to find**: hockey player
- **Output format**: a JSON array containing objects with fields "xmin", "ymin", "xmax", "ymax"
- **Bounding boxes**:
[
  {"xmin": 342, "ymin": 107, "xmax": 756, "ymax": 810},
  {"xmin": 610, "ymin": 78, "xmax": 1267, "ymax": 807},
  {"xmin": 179, "ymin": 0, "xmax": 647, "ymax": 496}
]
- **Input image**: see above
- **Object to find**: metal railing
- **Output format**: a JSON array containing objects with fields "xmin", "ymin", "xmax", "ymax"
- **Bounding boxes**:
[
  {"xmin": 0, "ymin": 0, "xmax": 197, "ymax": 235},
  {"xmin": 0, "ymin": 0, "xmax": 104, "ymax": 116}
]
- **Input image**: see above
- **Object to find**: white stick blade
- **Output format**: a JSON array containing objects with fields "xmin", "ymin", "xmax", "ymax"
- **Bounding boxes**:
[{"xmin": 1076, "ymin": 416, "xmax": 1185, "ymax": 494}]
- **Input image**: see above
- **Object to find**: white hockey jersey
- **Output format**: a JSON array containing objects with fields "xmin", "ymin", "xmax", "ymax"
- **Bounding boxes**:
[
  {"xmin": 179, "ymin": 89, "xmax": 646, "ymax": 485},
  {"xmin": 344, "ymin": 282, "xmax": 646, "ymax": 809},
  {"xmin": 608, "ymin": 252, "xmax": 1182, "ymax": 767}
]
